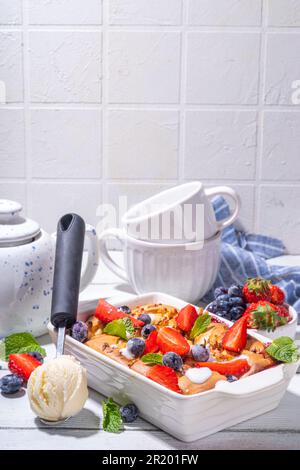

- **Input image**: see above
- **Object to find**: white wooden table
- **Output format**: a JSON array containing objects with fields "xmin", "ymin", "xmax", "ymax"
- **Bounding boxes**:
[{"xmin": 1, "ymin": 253, "xmax": 300, "ymax": 450}]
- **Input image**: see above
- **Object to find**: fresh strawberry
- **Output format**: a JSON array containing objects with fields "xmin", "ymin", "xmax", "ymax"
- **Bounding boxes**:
[
  {"xmin": 176, "ymin": 304, "xmax": 198, "ymax": 332},
  {"xmin": 157, "ymin": 327, "xmax": 190, "ymax": 356},
  {"xmin": 95, "ymin": 299, "xmax": 144, "ymax": 328},
  {"xmin": 8, "ymin": 353, "xmax": 41, "ymax": 381},
  {"xmin": 243, "ymin": 301, "xmax": 289, "ymax": 331},
  {"xmin": 146, "ymin": 365, "xmax": 181, "ymax": 393},
  {"xmin": 195, "ymin": 359, "xmax": 250, "ymax": 377},
  {"xmin": 222, "ymin": 316, "xmax": 248, "ymax": 353},
  {"xmin": 144, "ymin": 330, "xmax": 159, "ymax": 354},
  {"xmin": 270, "ymin": 284, "xmax": 285, "ymax": 305},
  {"xmin": 242, "ymin": 278, "xmax": 271, "ymax": 303}
]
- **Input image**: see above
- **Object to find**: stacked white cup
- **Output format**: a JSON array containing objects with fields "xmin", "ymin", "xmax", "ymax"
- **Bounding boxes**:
[{"xmin": 99, "ymin": 182, "xmax": 240, "ymax": 303}]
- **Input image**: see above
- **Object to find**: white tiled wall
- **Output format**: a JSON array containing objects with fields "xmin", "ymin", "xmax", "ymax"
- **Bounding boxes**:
[{"xmin": 0, "ymin": 0, "xmax": 300, "ymax": 253}]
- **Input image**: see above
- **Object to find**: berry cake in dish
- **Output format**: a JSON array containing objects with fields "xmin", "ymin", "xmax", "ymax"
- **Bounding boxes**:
[{"xmin": 68, "ymin": 296, "xmax": 299, "ymax": 396}]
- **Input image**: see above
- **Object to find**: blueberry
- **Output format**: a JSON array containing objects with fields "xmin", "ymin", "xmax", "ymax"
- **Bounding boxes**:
[
  {"xmin": 217, "ymin": 294, "xmax": 230, "ymax": 302},
  {"xmin": 206, "ymin": 301, "xmax": 218, "ymax": 313},
  {"xmin": 141, "ymin": 324, "xmax": 156, "ymax": 339},
  {"xmin": 227, "ymin": 375, "xmax": 238, "ymax": 383},
  {"xmin": 216, "ymin": 299, "xmax": 230, "ymax": 311},
  {"xmin": 137, "ymin": 313, "xmax": 151, "ymax": 325},
  {"xmin": 191, "ymin": 345, "xmax": 209, "ymax": 362},
  {"xmin": 215, "ymin": 310, "xmax": 227, "ymax": 318},
  {"xmin": 229, "ymin": 296, "xmax": 245, "ymax": 307},
  {"xmin": 120, "ymin": 403, "xmax": 139, "ymax": 423},
  {"xmin": 228, "ymin": 285, "xmax": 243, "ymax": 297},
  {"xmin": 71, "ymin": 321, "xmax": 88, "ymax": 343},
  {"xmin": 162, "ymin": 352, "xmax": 183, "ymax": 371},
  {"xmin": 0, "ymin": 374, "xmax": 23, "ymax": 394},
  {"xmin": 28, "ymin": 351, "xmax": 44, "ymax": 363},
  {"xmin": 214, "ymin": 286, "xmax": 228, "ymax": 299},
  {"xmin": 127, "ymin": 338, "xmax": 145, "ymax": 358},
  {"xmin": 118, "ymin": 305, "xmax": 131, "ymax": 314},
  {"xmin": 230, "ymin": 306, "xmax": 245, "ymax": 321}
]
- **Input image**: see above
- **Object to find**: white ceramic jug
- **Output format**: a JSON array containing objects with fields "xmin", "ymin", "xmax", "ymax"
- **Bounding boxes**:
[{"xmin": 0, "ymin": 200, "xmax": 99, "ymax": 338}]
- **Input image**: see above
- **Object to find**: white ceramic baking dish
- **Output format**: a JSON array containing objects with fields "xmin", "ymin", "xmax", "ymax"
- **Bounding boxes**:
[{"xmin": 48, "ymin": 292, "xmax": 299, "ymax": 442}]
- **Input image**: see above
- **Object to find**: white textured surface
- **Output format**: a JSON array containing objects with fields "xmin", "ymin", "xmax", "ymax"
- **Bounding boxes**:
[
  {"xmin": 0, "ymin": 31, "xmax": 23, "ymax": 102},
  {"xmin": 0, "ymin": 0, "xmax": 300, "ymax": 252},
  {"xmin": 28, "ymin": 0, "xmax": 102, "ymax": 25},
  {"xmin": 109, "ymin": 0, "xmax": 182, "ymax": 25},
  {"xmin": 264, "ymin": 33, "xmax": 300, "ymax": 105},
  {"xmin": 184, "ymin": 110, "xmax": 257, "ymax": 180},
  {"xmin": 267, "ymin": 0, "xmax": 300, "ymax": 26},
  {"xmin": 107, "ymin": 110, "xmax": 179, "ymax": 178},
  {"xmin": 258, "ymin": 186, "xmax": 300, "ymax": 254},
  {"xmin": 29, "ymin": 31, "xmax": 102, "ymax": 103},
  {"xmin": 188, "ymin": 0, "xmax": 262, "ymax": 26},
  {"xmin": 0, "ymin": 109, "xmax": 25, "ymax": 177},
  {"xmin": 0, "ymin": 0, "xmax": 22, "ymax": 24},
  {"xmin": 186, "ymin": 32, "xmax": 260, "ymax": 104},
  {"xmin": 108, "ymin": 31, "xmax": 181, "ymax": 104},
  {"xmin": 31, "ymin": 109, "xmax": 102, "ymax": 178}
]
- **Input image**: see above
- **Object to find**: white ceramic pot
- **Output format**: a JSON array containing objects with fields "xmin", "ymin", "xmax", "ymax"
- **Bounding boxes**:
[
  {"xmin": 0, "ymin": 200, "xmax": 99, "ymax": 338},
  {"xmin": 98, "ymin": 228, "xmax": 221, "ymax": 303},
  {"xmin": 48, "ymin": 292, "xmax": 299, "ymax": 442},
  {"xmin": 122, "ymin": 181, "xmax": 240, "ymax": 243}
]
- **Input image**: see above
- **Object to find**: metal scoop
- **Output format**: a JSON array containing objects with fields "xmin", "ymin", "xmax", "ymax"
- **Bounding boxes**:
[
  {"xmin": 51, "ymin": 213, "xmax": 85, "ymax": 356},
  {"xmin": 40, "ymin": 213, "xmax": 85, "ymax": 425}
]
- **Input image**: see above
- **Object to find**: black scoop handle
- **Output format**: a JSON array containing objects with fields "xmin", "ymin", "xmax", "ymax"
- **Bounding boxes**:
[{"xmin": 51, "ymin": 213, "xmax": 85, "ymax": 328}]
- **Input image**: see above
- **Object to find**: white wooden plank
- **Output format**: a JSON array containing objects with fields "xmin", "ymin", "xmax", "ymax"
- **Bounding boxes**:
[{"xmin": 0, "ymin": 428, "xmax": 300, "ymax": 450}]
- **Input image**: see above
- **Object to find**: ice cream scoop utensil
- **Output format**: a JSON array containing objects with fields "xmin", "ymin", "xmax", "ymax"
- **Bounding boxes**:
[{"xmin": 51, "ymin": 213, "xmax": 85, "ymax": 357}]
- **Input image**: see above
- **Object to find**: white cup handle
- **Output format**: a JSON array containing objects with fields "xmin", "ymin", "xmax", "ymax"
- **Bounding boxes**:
[
  {"xmin": 98, "ymin": 228, "xmax": 128, "ymax": 282},
  {"xmin": 205, "ymin": 186, "xmax": 241, "ymax": 230},
  {"xmin": 51, "ymin": 223, "xmax": 99, "ymax": 292}
]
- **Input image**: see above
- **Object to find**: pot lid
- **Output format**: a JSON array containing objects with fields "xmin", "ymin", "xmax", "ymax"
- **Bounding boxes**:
[{"xmin": 0, "ymin": 199, "xmax": 41, "ymax": 246}]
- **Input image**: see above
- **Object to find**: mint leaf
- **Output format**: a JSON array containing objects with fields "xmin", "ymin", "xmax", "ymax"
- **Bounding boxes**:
[
  {"xmin": 266, "ymin": 336, "xmax": 300, "ymax": 363},
  {"xmin": 4, "ymin": 332, "xmax": 46, "ymax": 361},
  {"xmin": 103, "ymin": 318, "xmax": 134, "ymax": 340},
  {"xmin": 190, "ymin": 313, "xmax": 211, "ymax": 339},
  {"xmin": 0, "ymin": 341, "xmax": 5, "ymax": 361},
  {"xmin": 122, "ymin": 317, "xmax": 134, "ymax": 338},
  {"xmin": 141, "ymin": 353, "xmax": 163, "ymax": 365},
  {"xmin": 102, "ymin": 397, "xmax": 123, "ymax": 433}
]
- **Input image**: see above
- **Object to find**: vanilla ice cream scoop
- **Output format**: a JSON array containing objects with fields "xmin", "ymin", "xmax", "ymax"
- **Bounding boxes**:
[{"xmin": 27, "ymin": 355, "xmax": 88, "ymax": 422}]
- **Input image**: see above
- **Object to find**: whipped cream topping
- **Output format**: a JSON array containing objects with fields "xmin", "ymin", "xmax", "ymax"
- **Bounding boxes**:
[
  {"xmin": 185, "ymin": 367, "xmax": 212, "ymax": 384},
  {"xmin": 120, "ymin": 347, "xmax": 135, "ymax": 360}
]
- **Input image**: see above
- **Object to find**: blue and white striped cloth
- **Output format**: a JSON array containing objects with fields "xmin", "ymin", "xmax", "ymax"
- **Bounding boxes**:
[{"xmin": 203, "ymin": 196, "xmax": 300, "ymax": 319}]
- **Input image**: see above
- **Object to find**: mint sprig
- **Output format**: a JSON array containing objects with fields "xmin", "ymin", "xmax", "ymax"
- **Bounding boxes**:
[
  {"xmin": 190, "ymin": 313, "xmax": 211, "ymax": 339},
  {"xmin": 2, "ymin": 332, "xmax": 46, "ymax": 361},
  {"xmin": 103, "ymin": 317, "xmax": 134, "ymax": 340},
  {"xmin": 141, "ymin": 353, "xmax": 163, "ymax": 365},
  {"xmin": 266, "ymin": 336, "xmax": 300, "ymax": 363},
  {"xmin": 102, "ymin": 397, "xmax": 123, "ymax": 433}
]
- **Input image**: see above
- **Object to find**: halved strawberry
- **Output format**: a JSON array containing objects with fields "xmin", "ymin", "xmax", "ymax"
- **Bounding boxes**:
[
  {"xmin": 146, "ymin": 365, "xmax": 181, "ymax": 393},
  {"xmin": 195, "ymin": 359, "xmax": 250, "ymax": 377},
  {"xmin": 243, "ymin": 278, "xmax": 271, "ymax": 303},
  {"xmin": 270, "ymin": 284, "xmax": 285, "ymax": 305},
  {"xmin": 8, "ymin": 353, "xmax": 41, "ymax": 381},
  {"xmin": 222, "ymin": 316, "xmax": 248, "ymax": 353},
  {"xmin": 243, "ymin": 301, "xmax": 289, "ymax": 331},
  {"xmin": 176, "ymin": 304, "xmax": 198, "ymax": 332},
  {"xmin": 144, "ymin": 330, "xmax": 159, "ymax": 354},
  {"xmin": 95, "ymin": 299, "xmax": 144, "ymax": 328},
  {"xmin": 157, "ymin": 327, "xmax": 190, "ymax": 356}
]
